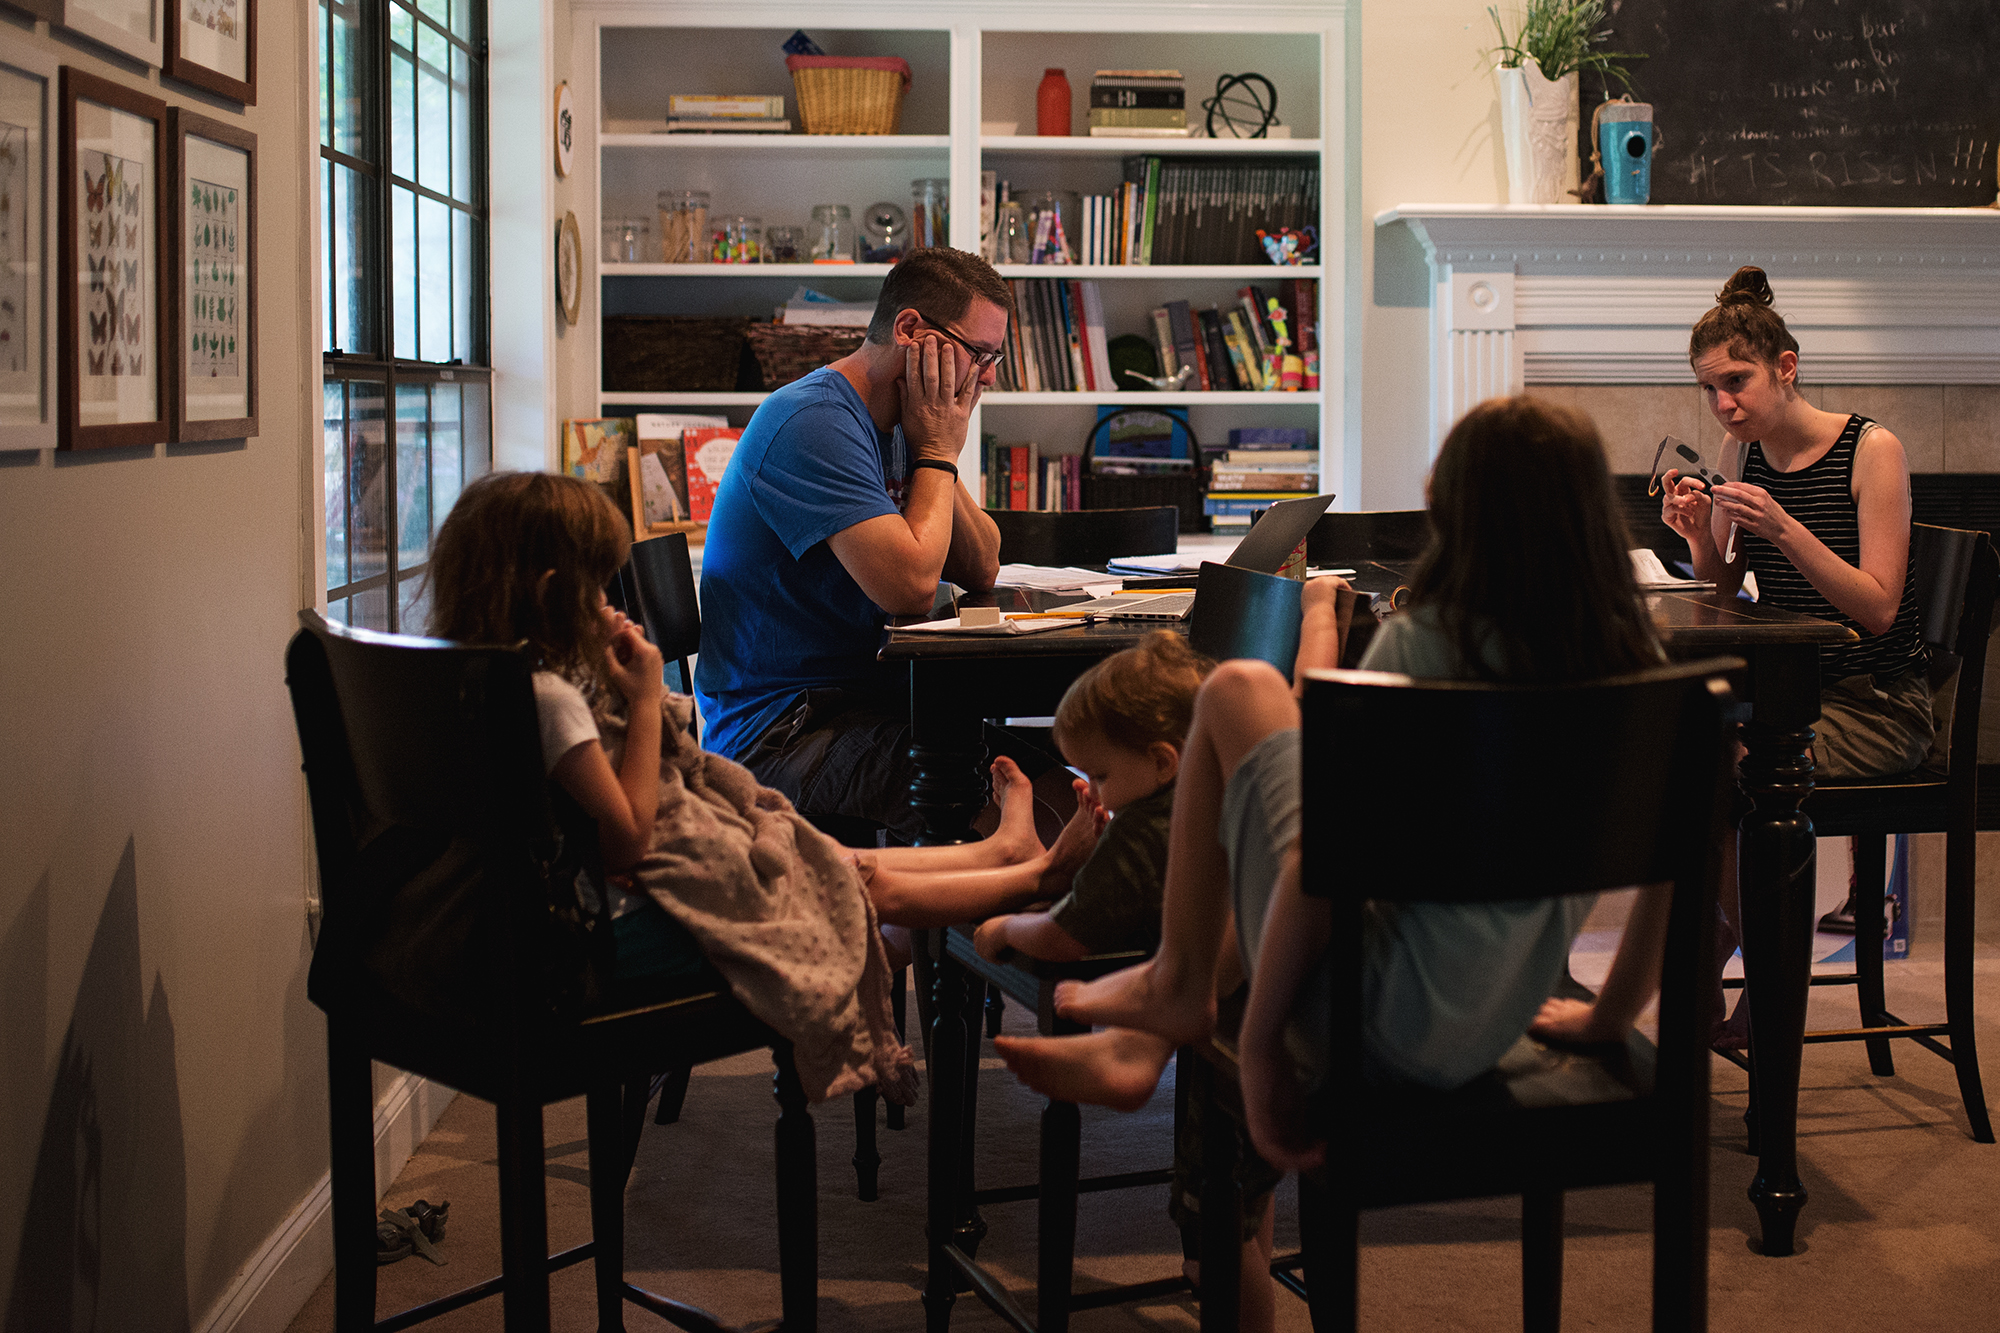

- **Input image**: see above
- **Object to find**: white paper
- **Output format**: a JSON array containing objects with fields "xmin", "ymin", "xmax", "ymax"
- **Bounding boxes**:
[
  {"xmin": 1629, "ymin": 548, "xmax": 1713, "ymax": 591},
  {"xmin": 994, "ymin": 563, "xmax": 1120, "ymax": 593},
  {"xmin": 1105, "ymin": 552, "xmax": 1201, "ymax": 575},
  {"xmin": 900, "ymin": 615, "xmax": 1075, "ymax": 636}
]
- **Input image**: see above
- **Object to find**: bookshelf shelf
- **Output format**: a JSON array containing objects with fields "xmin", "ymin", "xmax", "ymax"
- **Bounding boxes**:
[
  {"xmin": 986, "ymin": 391, "xmax": 1322, "ymax": 406},
  {"xmin": 995, "ymin": 265, "xmax": 1322, "ymax": 280},
  {"xmin": 601, "ymin": 132, "xmax": 953, "ymax": 156},
  {"xmin": 601, "ymin": 392, "xmax": 770, "ymax": 406},
  {"xmin": 982, "ymin": 136, "xmax": 1322, "ymax": 155},
  {"xmin": 599, "ymin": 263, "xmax": 897, "ymax": 278}
]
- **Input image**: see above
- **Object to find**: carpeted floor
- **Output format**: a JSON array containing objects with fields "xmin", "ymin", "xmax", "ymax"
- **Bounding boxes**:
[{"xmin": 288, "ymin": 886, "xmax": 2000, "ymax": 1331}]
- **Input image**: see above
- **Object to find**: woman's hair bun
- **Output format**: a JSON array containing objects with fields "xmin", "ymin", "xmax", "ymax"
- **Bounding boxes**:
[{"xmin": 1716, "ymin": 265, "xmax": 1775, "ymax": 309}]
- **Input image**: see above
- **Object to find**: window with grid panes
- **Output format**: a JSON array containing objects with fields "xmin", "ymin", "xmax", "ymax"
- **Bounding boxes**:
[{"xmin": 319, "ymin": 0, "xmax": 491, "ymax": 630}]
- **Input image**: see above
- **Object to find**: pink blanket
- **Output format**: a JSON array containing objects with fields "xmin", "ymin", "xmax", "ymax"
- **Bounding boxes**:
[{"xmin": 598, "ymin": 694, "xmax": 917, "ymax": 1105}]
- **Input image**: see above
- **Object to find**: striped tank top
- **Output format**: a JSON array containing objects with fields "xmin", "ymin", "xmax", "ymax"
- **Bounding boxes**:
[{"xmin": 1739, "ymin": 414, "xmax": 1925, "ymax": 680}]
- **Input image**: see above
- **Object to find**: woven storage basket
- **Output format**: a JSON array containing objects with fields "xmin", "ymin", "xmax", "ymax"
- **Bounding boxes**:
[
  {"xmin": 785, "ymin": 55, "xmax": 911, "ymax": 135},
  {"xmin": 1082, "ymin": 470, "xmax": 1207, "ymax": 534},
  {"xmin": 602, "ymin": 316, "xmax": 754, "ymax": 393},
  {"xmin": 747, "ymin": 323, "xmax": 869, "ymax": 390}
]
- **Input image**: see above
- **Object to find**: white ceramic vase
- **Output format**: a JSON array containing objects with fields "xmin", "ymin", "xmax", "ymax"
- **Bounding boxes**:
[{"xmin": 1495, "ymin": 63, "xmax": 1579, "ymax": 204}]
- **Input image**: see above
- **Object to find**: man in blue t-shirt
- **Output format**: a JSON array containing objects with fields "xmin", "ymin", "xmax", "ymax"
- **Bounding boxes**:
[{"xmin": 694, "ymin": 248, "xmax": 1007, "ymax": 839}]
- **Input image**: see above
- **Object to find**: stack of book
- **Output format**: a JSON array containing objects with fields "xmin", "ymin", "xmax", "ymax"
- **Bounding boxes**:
[
  {"xmin": 665, "ymin": 94, "xmax": 790, "ymax": 134},
  {"xmin": 1204, "ymin": 428, "xmax": 1318, "ymax": 531},
  {"xmin": 992, "ymin": 279, "xmax": 1115, "ymax": 393},
  {"xmin": 1089, "ymin": 70, "xmax": 1190, "ymax": 138},
  {"xmin": 1146, "ymin": 281, "xmax": 1318, "ymax": 393},
  {"xmin": 981, "ymin": 434, "xmax": 1086, "ymax": 512}
]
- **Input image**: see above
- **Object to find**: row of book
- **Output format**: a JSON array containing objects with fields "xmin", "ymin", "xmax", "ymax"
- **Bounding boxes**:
[
  {"xmin": 980, "ymin": 435, "xmax": 1087, "ymax": 512},
  {"xmin": 1202, "ymin": 427, "xmax": 1319, "ymax": 532},
  {"xmin": 1118, "ymin": 156, "xmax": 1319, "ymax": 266},
  {"xmin": 992, "ymin": 278, "xmax": 1317, "ymax": 395},
  {"xmin": 1151, "ymin": 280, "xmax": 1318, "ymax": 393},
  {"xmin": 663, "ymin": 93, "xmax": 791, "ymax": 134}
]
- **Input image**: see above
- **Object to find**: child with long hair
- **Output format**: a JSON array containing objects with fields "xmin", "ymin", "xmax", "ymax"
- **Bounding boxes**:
[
  {"xmin": 426, "ymin": 471, "xmax": 912, "ymax": 1104},
  {"xmin": 999, "ymin": 396, "xmax": 1672, "ymax": 1180}
]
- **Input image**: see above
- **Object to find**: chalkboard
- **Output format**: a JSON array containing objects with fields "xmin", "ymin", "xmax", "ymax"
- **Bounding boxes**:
[{"xmin": 1582, "ymin": 0, "xmax": 1998, "ymax": 206}]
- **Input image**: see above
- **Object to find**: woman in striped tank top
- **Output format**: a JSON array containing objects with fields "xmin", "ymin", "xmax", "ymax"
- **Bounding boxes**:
[
  {"xmin": 1662, "ymin": 265, "xmax": 1933, "ymax": 779},
  {"xmin": 1662, "ymin": 267, "xmax": 1933, "ymax": 983}
]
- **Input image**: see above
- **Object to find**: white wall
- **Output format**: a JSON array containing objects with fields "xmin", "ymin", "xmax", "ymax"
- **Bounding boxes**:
[
  {"xmin": 0, "ymin": 6, "xmax": 327, "ymax": 1329},
  {"xmin": 1356, "ymin": 0, "xmax": 1504, "ymax": 508}
]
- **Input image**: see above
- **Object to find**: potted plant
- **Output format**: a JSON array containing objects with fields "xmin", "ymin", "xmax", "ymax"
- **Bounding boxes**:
[{"xmin": 1488, "ymin": 1, "xmax": 1641, "ymax": 203}]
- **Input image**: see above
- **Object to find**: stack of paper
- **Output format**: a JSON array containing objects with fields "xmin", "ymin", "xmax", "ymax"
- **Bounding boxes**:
[
  {"xmin": 1106, "ymin": 552, "xmax": 1201, "ymax": 577},
  {"xmin": 994, "ymin": 564, "xmax": 1121, "ymax": 593}
]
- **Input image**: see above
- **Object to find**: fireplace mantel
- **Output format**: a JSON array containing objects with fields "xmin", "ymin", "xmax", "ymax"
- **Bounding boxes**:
[{"xmin": 1376, "ymin": 204, "xmax": 2000, "ymax": 453}]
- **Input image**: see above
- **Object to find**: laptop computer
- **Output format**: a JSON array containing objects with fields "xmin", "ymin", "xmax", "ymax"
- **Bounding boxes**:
[{"xmin": 1055, "ymin": 494, "xmax": 1338, "ymax": 622}]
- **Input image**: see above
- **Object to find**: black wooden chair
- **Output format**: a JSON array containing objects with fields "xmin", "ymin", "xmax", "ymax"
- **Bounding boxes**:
[
  {"xmin": 1302, "ymin": 509, "xmax": 1431, "ymax": 566},
  {"xmin": 1293, "ymin": 658, "xmax": 1737, "ymax": 1332},
  {"xmin": 1188, "ymin": 561, "xmax": 1305, "ymax": 678},
  {"xmin": 1786, "ymin": 523, "xmax": 1997, "ymax": 1143},
  {"xmin": 286, "ymin": 611, "xmax": 818, "ymax": 1332},
  {"xmin": 986, "ymin": 505, "xmax": 1180, "ymax": 567}
]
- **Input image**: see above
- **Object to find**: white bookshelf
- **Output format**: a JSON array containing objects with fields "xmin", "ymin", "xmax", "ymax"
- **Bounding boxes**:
[{"xmin": 569, "ymin": 3, "xmax": 1349, "ymax": 508}]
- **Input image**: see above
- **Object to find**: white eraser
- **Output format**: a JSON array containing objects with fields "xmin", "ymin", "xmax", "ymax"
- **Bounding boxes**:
[{"xmin": 959, "ymin": 606, "xmax": 1003, "ymax": 626}]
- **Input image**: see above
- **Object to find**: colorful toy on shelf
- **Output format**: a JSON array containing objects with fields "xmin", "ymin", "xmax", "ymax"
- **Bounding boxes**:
[
  {"xmin": 1256, "ymin": 225, "xmax": 1318, "ymax": 266},
  {"xmin": 1263, "ymin": 297, "xmax": 1305, "ymax": 392}
]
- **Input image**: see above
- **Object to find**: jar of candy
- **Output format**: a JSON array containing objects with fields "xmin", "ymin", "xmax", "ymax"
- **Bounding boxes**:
[
  {"xmin": 910, "ymin": 178, "xmax": 949, "ymax": 250},
  {"xmin": 810, "ymin": 204, "xmax": 854, "ymax": 262},
  {"xmin": 657, "ymin": 190, "xmax": 710, "ymax": 263},
  {"xmin": 713, "ymin": 216, "xmax": 761, "ymax": 263},
  {"xmin": 764, "ymin": 224, "xmax": 806, "ymax": 263}
]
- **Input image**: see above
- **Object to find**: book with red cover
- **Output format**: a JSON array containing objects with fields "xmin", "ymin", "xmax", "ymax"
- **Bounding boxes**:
[
  {"xmin": 682, "ymin": 425, "xmax": 743, "ymax": 523},
  {"xmin": 1009, "ymin": 444, "xmax": 1030, "ymax": 510}
]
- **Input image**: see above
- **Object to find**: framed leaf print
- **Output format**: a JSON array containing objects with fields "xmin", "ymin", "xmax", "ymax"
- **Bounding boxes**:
[
  {"xmin": 168, "ymin": 108, "xmax": 253, "ymax": 440},
  {"xmin": 59, "ymin": 68, "xmax": 165, "ymax": 450},
  {"xmin": 166, "ymin": 0, "xmax": 254, "ymax": 104},
  {"xmin": 60, "ymin": 0, "xmax": 164, "ymax": 70},
  {"xmin": 0, "ymin": 50, "xmax": 58, "ymax": 452}
]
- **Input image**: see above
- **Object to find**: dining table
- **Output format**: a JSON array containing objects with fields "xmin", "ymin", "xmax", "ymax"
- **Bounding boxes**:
[{"xmin": 884, "ymin": 570, "xmax": 1854, "ymax": 1261}]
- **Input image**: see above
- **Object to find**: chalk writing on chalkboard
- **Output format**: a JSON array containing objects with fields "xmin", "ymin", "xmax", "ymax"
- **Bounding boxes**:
[{"xmin": 1584, "ymin": 0, "xmax": 1997, "ymax": 207}]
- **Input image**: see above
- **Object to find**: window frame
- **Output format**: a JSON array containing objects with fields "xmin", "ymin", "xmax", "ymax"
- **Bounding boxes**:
[{"xmin": 319, "ymin": 0, "xmax": 492, "ymax": 631}]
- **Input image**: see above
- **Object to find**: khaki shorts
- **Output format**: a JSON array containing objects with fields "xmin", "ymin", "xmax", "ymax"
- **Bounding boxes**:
[{"xmin": 1814, "ymin": 668, "xmax": 1934, "ymax": 780}]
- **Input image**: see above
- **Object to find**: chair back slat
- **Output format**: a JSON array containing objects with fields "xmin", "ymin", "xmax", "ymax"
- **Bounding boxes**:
[
  {"xmin": 986, "ymin": 505, "xmax": 1178, "ymax": 568},
  {"xmin": 1910, "ymin": 523, "xmax": 1982, "ymax": 653},
  {"xmin": 1300, "ymin": 659, "xmax": 1739, "ymax": 905},
  {"xmin": 1187, "ymin": 561, "xmax": 1304, "ymax": 677}
]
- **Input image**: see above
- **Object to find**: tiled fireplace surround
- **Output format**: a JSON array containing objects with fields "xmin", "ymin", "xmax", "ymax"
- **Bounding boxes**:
[{"xmin": 1379, "ymin": 205, "xmax": 2000, "ymax": 938}]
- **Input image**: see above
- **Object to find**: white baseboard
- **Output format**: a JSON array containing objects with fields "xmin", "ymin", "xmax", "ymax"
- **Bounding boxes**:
[{"xmin": 195, "ymin": 1073, "xmax": 458, "ymax": 1333}]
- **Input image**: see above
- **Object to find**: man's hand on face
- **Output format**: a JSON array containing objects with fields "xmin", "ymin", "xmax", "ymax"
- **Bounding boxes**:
[{"xmin": 898, "ymin": 330, "xmax": 983, "ymax": 464}]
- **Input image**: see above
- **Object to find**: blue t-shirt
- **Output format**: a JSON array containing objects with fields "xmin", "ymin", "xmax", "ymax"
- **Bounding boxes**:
[{"xmin": 694, "ymin": 367, "xmax": 909, "ymax": 761}]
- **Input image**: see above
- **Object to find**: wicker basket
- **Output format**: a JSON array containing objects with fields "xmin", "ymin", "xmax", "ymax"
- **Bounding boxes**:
[
  {"xmin": 785, "ymin": 56, "xmax": 911, "ymax": 135},
  {"xmin": 747, "ymin": 323, "xmax": 869, "ymax": 390},
  {"xmin": 602, "ymin": 316, "xmax": 755, "ymax": 393}
]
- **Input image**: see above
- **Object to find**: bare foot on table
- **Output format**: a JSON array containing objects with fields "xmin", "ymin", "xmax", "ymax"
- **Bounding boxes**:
[
  {"xmin": 981, "ymin": 756, "xmax": 1045, "ymax": 864},
  {"xmin": 994, "ymin": 1029, "xmax": 1176, "ymax": 1111},
  {"xmin": 1036, "ymin": 778, "xmax": 1106, "ymax": 897},
  {"xmin": 1053, "ymin": 957, "xmax": 1215, "ymax": 1046}
]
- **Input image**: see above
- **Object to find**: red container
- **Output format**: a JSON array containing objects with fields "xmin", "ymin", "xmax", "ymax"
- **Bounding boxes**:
[{"xmin": 1037, "ymin": 68, "xmax": 1071, "ymax": 137}]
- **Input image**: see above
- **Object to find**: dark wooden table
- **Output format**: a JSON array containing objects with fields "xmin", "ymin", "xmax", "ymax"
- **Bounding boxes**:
[{"xmin": 887, "ymin": 578, "xmax": 1854, "ymax": 1261}]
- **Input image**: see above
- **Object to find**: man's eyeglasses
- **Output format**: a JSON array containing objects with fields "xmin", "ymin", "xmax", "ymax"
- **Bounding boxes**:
[{"xmin": 918, "ymin": 318, "xmax": 1006, "ymax": 369}]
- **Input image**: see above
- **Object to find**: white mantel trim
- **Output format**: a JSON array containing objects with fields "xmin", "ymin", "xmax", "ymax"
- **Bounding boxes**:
[{"xmin": 1376, "ymin": 205, "xmax": 2000, "ymax": 450}]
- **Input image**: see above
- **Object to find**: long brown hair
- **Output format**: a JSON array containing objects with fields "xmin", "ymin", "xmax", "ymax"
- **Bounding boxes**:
[
  {"xmin": 426, "ymin": 471, "xmax": 631, "ymax": 684},
  {"xmin": 1410, "ymin": 396, "xmax": 1661, "ymax": 681},
  {"xmin": 1689, "ymin": 265, "xmax": 1800, "ymax": 371},
  {"xmin": 1053, "ymin": 631, "xmax": 1210, "ymax": 754}
]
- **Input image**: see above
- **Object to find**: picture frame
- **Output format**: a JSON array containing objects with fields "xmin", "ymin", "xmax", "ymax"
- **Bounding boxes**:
[
  {"xmin": 0, "ymin": 49, "xmax": 59, "ymax": 452},
  {"xmin": 0, "ymin": 0, "xmax": 64, "ymax": 26},
  {"xmin": 165, "ymin": 0, "xmax": 254, "ymax": 105},
  {"xmin": 59, "ymin": 0, "xmax": 164, "ymax": 70},
  {"xmin": 167, "ymin": 108, "xmax": 253, "ymax": 441},
  {"xmin": 59, "ymin": 68, "xmax": 166, "ymax": 451}
]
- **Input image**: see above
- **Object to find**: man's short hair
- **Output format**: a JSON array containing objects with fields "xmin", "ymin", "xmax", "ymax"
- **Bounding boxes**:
[{"xmin": 865, "ymin": 247, "xmax": 1013, "ymax": 344}]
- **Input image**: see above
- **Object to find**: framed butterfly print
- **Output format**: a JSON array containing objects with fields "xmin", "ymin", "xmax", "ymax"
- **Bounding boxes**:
[
  {"xmin": 59, "ymin": 68, "xmax": 165, "ymax": 450},
  {"xmin": 166, "ymin": 0, "xmax": 254, "ymax": 104},
  {"xmin": 167, "ymin": 109, "xmax": 252, "ymax": 441},
  {"xmin": 0, "ymin": 50, "xmax": 58, "ymax": 452}
]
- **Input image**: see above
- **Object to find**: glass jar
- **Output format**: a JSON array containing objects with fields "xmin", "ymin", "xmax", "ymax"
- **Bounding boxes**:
[
  {"xmin": 861, "ymin": 201, "xmax": 907, "ymax": 263},
  {"xmin": 763, "ymin": 224, "xmax": 806, "ymax": 264},
  {"xmin": 910, "ymin": 178, "xmax": 949, "ymax": 250},
  {"xmin": 1025, "ymin": 190, "xmax": 1080, "ymax": 265},
  {"xmin": 657, "ymin": 190, "xmax": 710, "ymax": 263},
  {"xmin": 714, "ymin": 215, "xmax": 762, "ymax": 263},
  {"xmin": 993, "ymin": 200, "xmax": 1027, "ymax": 265},
  {"xmin": 810, "ymin": 204, "xmax": 854, "ymax": 262},
  {"xmin": 602, "ymin": 216, "xmax": 649, "ymax": 264}
]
